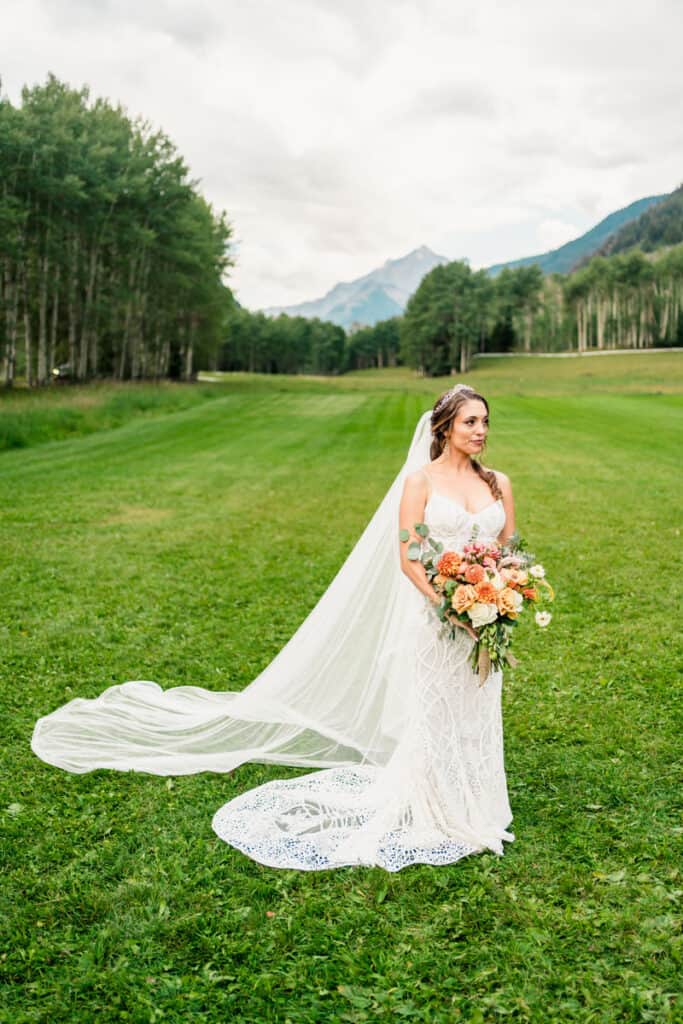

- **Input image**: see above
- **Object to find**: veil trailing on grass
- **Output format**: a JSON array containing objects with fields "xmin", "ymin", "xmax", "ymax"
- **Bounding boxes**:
[{"xmin": 31, "ymin": 410, "xmax": 433, "ymax": 776}]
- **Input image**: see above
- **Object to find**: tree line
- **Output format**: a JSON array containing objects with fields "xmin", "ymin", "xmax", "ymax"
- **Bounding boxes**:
[
  {"xmin": 363, "ymin": 245, "xmax": 683, "ymax": 375},
  {"xmin": 2, "ymin": 75, "xmax": 681, "ymax": 387},
  {"xmin": 220, "ymin": 242, "xmax": 683, "ymax": 379},
  {"xmin": 0, "ymin": 74, "xmax": 233, "ymax": 388}
]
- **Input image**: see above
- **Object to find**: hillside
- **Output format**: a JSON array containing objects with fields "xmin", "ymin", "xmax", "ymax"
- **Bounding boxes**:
[
  {"xmin": 486, "ymin": 193, "xmax": 669, "ymax": 277},
  {"xmin": 574, "ymin": 182, "xmax": 683, "ymax": 266}
]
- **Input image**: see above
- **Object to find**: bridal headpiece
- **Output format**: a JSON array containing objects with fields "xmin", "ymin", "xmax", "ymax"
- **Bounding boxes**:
[{"xmin": 432, "ymin": 382, "xmax": 475, "ymax": 418}]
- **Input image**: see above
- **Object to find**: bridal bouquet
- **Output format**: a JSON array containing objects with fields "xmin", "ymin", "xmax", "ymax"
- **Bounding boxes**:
[{"xmin": 402, "ymin": 523, "xmax": 555, "ymax": 683}]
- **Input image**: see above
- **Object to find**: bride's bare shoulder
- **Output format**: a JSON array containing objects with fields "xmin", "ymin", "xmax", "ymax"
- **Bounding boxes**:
[
  {"xmin": 409, "ymin": 463, "xmax": 432, "ymax": 481},
  {"xmin": 403, "ymin": 465, "xmax": 430, "ymax": 493},
  {"xmin": 490, "ymin": 468, "xmax": 513, "ymax": 495}
]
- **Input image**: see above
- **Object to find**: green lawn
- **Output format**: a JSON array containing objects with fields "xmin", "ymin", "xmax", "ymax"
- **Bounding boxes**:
[{"xmin": 1, "ymin": 355, "xmax": 682, "ymax": 1023}]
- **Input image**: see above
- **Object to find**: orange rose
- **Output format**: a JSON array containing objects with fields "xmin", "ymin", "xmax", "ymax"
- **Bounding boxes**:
[
  {"xmin": 436, "ymin": 551, "xmax": 462, "ymax": 578},
  {"xmin": 464, "ymin": 563, "xmax": 485, "ymax": 584},
  {"xmin": 474, "ymin": 580, "xmax": 498, "ymax": 604},
  {"xmin": 522, "ymin": 587, "xmax": 538, "ymax": 601},
  {"xmin": 452, "ymin": 584, "xmax": 477, "ymax": 614}
]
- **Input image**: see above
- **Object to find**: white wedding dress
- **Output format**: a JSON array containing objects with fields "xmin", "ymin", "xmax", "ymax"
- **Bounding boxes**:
[
  {"xmin": 31, "ymin": 410, "xmax": 514, "ymax": 872},
  {"xmin": 211, "ymin": 492, "xmax": 514, "ymax": 870}
]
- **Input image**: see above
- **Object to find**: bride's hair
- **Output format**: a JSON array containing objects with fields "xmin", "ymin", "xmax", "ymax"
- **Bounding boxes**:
[{"xmin": 429, "ymin": 384, "xmax": 503, "ymax": 501}]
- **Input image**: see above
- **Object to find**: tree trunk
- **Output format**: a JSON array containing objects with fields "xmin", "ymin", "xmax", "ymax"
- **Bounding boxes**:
[
  {"xmin": 459, "ymin": 339, "xmax": 469, "ymax": 373},
  {"xmin": 184, "ymin": 315, "xmax": 196, "ymax": 380},
  {"xmin": 89, "ymin": 258, "xmax": 101, "ymax": 377},
  {"xmin": 596, "ymin": 294, "xmax": 607, "ymax": 349},
  {"xmin": 68, "ymin": 235, "xmax": 79, "ymax": 376},
  {"xmin": 523, "ymin": 309, "xmax": 532, "ymax": 352},
  {"xmin": 48, "ymin": 263, "xmax": 60, "ymax": 381},
  {"xmin": 3, "ymin": 272, "xmax": 19, "ymax": 388},
  {"xmin": 659, "ymin": 281, "xmax": 671, "ymax": 341},
  {"xmin": 23, "ymin": 268, "xmax": 33, "ymax": 387},
  {"xmin": 37, "ymin": 250, "xmax": 50, "ymax": 385},
  {"xmin": 78, "ymin": 243, "xmax": 98, "ymax": 380}
]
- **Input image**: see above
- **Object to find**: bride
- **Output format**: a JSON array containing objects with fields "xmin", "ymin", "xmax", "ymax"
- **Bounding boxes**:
[{"xmin": 32, "ymin": 383, "xmax": 516, "ymax": 872}]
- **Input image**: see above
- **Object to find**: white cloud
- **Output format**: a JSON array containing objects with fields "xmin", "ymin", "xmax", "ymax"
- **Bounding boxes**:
[
  {"xmin": 2, "ymin": 0, "xmax": 681, "ymax": 308},
  {"xmin": 535, "ymin": 219, "xmax": 585, "ymax": 253}
]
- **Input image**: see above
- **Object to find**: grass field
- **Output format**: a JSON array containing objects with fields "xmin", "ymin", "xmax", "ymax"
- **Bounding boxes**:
[{"xmin": 1, "ymin": 354, "xmax": 682, "ymax": 1023}]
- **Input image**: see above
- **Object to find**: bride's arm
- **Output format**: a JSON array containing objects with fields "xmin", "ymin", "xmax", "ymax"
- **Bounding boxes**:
[
  {"xmin": 495, "ymin": 471, "xmax": 516, "ymax": 544},
  {"xmin": 399, "ymin": 472, "xmax": 478, "ymax": 640},
  {"xmin": 398, "ymin": 472, "xmax": 440, "ymax": 604}
]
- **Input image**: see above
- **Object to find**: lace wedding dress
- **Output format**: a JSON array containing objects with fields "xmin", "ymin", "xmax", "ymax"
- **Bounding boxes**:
[
  {"xmin": 211, "ymin": 490, "xmax": 514, "ymax": 870},
  {"xmin": 31, "ymin": 410, "xmax": 514, "ymax": 872}
]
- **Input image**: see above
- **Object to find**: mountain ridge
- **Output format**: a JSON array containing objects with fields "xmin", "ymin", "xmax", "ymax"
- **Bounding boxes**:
[
  {"xmin": 263, "ymin": 245, "xmax": 450, "ymax": 330},
  {"xmin": 262, "ymin": 190, "xmax": 673, "ymax": 329},
  {"xmin": 486, "ymin": 194, "xmax": 669, "ymax": 277}
]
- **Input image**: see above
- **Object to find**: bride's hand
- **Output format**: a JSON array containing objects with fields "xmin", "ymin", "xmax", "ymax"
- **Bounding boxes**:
[{"xmin": 427, "ymin": 598, "xmax": 477, "ymax": 641}]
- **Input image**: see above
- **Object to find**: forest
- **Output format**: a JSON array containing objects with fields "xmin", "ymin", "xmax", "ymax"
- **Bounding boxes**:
[
  {"xmin": 0, "ymin": 75, "xmax": 233, "ymax": 388},
  {"xmin": 1, "ymin": 74, "xmax": 681, "ymax": 386}
]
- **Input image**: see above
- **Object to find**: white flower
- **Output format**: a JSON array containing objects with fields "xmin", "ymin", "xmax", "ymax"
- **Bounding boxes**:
[
  {"xmin": 489, "ymin": 571, "xmax": 505, "ymax": 591},
  {"xmin": 468, "ymin": 602, "xmax": 498, "ymax": 628},
  {"xmin": 510, "ymin": 590, "xmax": 524, "ymax": 614},
  {"xmin": 535, "ymin": 610, "xmax": 552, "ymax": 628},
  {"xmin": 529, "ymin": 564, "xmax": 546, "ymax": 579}
]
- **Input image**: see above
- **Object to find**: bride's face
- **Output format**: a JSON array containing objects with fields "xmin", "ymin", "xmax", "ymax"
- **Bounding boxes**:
[{"xmin": 446, "ymin": 399, "xmax": 489, "ymax": 456}]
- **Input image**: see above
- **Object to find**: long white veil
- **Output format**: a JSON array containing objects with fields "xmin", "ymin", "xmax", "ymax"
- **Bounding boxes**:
[{"xmin": 31, "ymin": 410, "xmax": 434, "ymax": 777}]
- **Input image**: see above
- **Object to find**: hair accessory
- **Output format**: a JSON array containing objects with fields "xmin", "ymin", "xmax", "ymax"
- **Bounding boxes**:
[{"xmin": 433, "ymin": 382, "xmax": 475, "ymax": 417}]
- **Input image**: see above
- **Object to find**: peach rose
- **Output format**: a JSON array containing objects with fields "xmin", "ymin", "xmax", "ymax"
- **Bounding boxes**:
[
  {"xmin": 507, "ymin": 568, "xmax": 529, "ymax": 588},
  {"xmin": 497, "ymin": 587, "xmax": 524, "ymax": 618},
  {"xmin": 452, "ymin": 584, "xmax": 477, "ymax": 614},
  {"xmin": 434, "ymin": 573, "xmax": 448, "ymax": 588},
  {"xmin": 464, "ymin": 563, "xmax": 485, "ymax": 584},
  {"xmin": 474, "ymin": 580, "xmax": 498, "ymax": 604}
]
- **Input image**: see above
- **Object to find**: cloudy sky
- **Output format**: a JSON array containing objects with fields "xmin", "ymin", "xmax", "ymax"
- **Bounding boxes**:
[{"xmin": 3, "ymin": 0, "xmax": 682, "ymax": 309}]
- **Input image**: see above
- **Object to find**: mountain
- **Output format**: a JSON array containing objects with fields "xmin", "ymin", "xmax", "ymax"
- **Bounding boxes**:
[
  {"xmin": 262, "ymin": 245, "xmax": 450, "ymax": 330},
  {"xmin": 260, "ymin": 191, "xmax": 675, "ymax": 331},
  {"xmin": 573, "ymin": 182, "xmax": 683, "ymax": 267},
  {"xmin": 485, "ymin": 193, "xmax": 670, "ymax": 278}
]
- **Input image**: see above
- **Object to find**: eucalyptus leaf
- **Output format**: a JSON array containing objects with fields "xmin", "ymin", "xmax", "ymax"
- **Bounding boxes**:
[
  {"xmin": 398, "ymin": 528, "xmax": 410, "ymax": 543},
  {"xmin": 407, "ymin": 542, "xmax": 421, "ymax": 561},
  {"xmin": 414, "ymin": 522, "xmax": 429, "ymax": 538}
]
